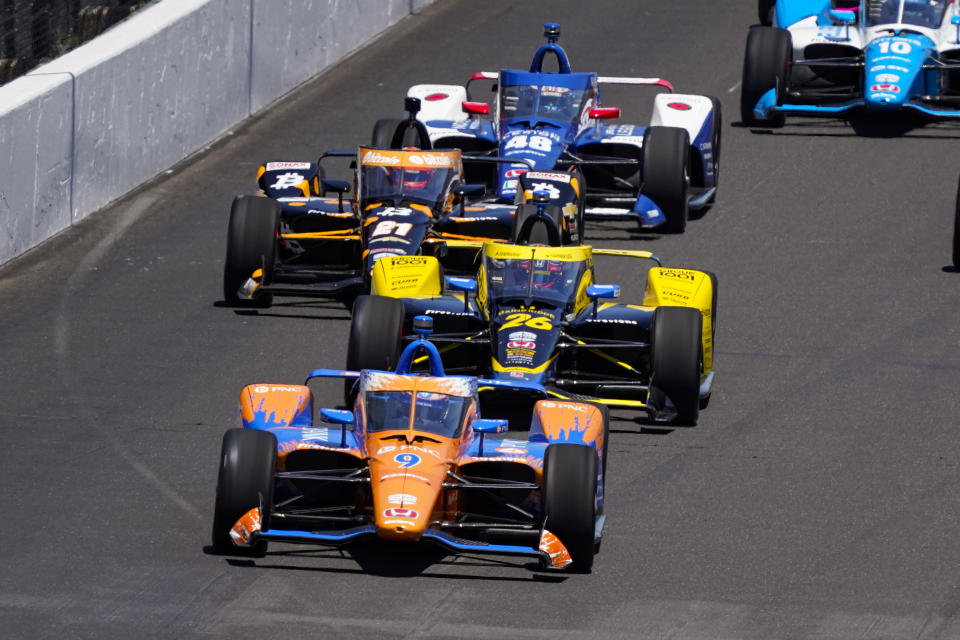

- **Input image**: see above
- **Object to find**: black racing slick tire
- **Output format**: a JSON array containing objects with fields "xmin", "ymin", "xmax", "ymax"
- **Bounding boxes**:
[
  {"xmin": 211, "ymin": 428, "xmax": 277, "ymax": 556},
  {"xmin": 649, "ymin": 306, "xmax": 702, "ymax": 425},
  {"xmin": 345, "ymin": 295, "xmax": 405, "ymax": 404},
  {"xmin": 542, "ymin": 443, "xmax": 598, "ymax": 572},
  {"xmin": 741, "ymin": 26, "xmax": 791, "ymax": 127},
  {"xmin": 223, "ymin": 195, "xmax": 279, "ymax": 308},
  {"xmin": 953, "ymin": 172, "xmax": 960, "ymax": 269},
  {"xmin": 641, "ymin": 126, "xmax": 689, "ymax": 234},
  {"xmin": 371, "ymin": 118, "xmax": 403, "ymax": 147},
  {"xmin": 758, "ymin": 0, "xmax": 776, "ymax": 25}
]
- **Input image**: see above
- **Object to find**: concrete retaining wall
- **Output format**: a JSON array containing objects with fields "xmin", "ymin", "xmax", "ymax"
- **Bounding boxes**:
[{"xmin": 0, "ymin": 0, "xmax": 436, "ymax": 267}]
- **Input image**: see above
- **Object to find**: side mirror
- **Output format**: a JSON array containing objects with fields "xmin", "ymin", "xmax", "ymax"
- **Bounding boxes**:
[
  {"xmin": 462, "ymin": 101, "xmax": 491, "ymax": 115},
  {"xmin": 444, "ymin": 276, "xmax": 478, "ymax": 293},
  {"xmin": 321, "ymin": 178, "xmax": 350, "ymax": 193},
  {"xmin": 321, "ymin": 408, "xmax": 354, "ymax": 425},
  {"xmin": 444, "ymin": 276, "xmax": 478, "ymax": 312},
  {"xmin": 587, "ymin": 284, "xmax": 621, "ymax": 300},
  {"xmin": 589, "ymin": 107, "xmax": 621, "ymax": 120},
  {"xmin": 321, "ymin": 408, "xmax": 354, "ymax": 448},
  {"xmin": 452, "ymin": 183, "xmax": 486, "ymax": 198},
  {"xmin": 321, "ymin": 178, "xmax": 350, "ymax": 212},
  {"xmin": 473, "ymin": 418, "xmax": 508, "ymax": 456},
  {"xmin": 587, "ymin": 284, "xmax": 620, "ymax": 319},
  {"xmin": 828, "ymin": 9, "xmax": 856, "ymax": 25},
  {"xmin": 474, "ymin": 419, "xmax": 508, "ymax": 434}
]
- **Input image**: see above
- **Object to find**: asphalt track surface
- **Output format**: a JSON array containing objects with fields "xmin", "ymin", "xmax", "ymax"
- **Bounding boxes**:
[{"xmin": 3, "ymin": 1, "xmax": 960, "ymax": 638}]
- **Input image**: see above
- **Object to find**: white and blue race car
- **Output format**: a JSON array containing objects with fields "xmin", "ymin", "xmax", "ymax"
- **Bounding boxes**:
[
  {"xmin": 374, "ymin": 23, "xmax": 720, "ymax": 234},
  {"xmin": 744, "ymin": 0, "xmax": 960, "ymax": 126}
]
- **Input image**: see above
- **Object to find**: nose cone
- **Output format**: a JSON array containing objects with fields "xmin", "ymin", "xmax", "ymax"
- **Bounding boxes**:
[
  {"xmin": 369, "ymin": 446, "xmax": 448, "ymax": 542},
  {"xmin": 863, "ymin": 34, "xmax": 933, "ymax": 111}
]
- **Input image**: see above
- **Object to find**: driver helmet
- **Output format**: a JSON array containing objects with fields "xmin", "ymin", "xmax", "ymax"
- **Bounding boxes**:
[
  {"xmin": 415, "ymin": 392, "xmax": 449, "ymax": 427},
  {"xmin": 403, "ymin": 168, "xmax": 433, "ymax": 192},
  {"xmin": 539, "ymin": 86, "xmax": 573, "ymax": 116},
  {"xmin": 902, "ymin": 0, "xmax": 941, "ymax": 22},
  {"xmin": 515, "ymin": 259, "xmax": 565, "ymax": 289}
]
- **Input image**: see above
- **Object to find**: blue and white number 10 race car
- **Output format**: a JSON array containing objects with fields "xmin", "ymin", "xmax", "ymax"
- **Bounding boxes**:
[
  {"xmin": 376, "ymin": 23, "xmax": 721, "ymax": 234},
  {"xmin": 744, "ymin": 0, "xmax": 960, "ymax": 126}
]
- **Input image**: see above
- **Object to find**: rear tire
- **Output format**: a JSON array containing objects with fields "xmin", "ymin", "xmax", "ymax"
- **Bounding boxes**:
[
  {"xmin": 371, "ymin": 118, "xmax": 403, "ymax": 147},
  {"xmin": 741, "ymin": 26, "xmax": 791, "ymax": 127},
  {"xmin": 511, "ymin": 203, "xmax": 565, "ymax": 245},
  {"xmin": 649, "ymin": 306, "xmax": 702, "ymax": 425},
  {"xmin": 345, "ymin": 295, "xmax": 405, "ymax": 404},
  {"xmin": 211, "ymin": 428, "xmax": 277, "ymax": 556},
  {"xmin": 223, "ymin": 196, "xmax": 279, "ymax": 308},
  {"xmin": 642, "ymin": 126, "xmax": 689, "ymax": 234},
  {"xmin": 542, "ymin": 443, "xmax": 598, "ymax": 572}
]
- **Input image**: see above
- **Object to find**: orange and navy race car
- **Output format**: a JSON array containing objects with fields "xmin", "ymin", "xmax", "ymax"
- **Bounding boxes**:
[
  {"xmin": 211, "ymin": 316, "xmax": 607, "ymax": 571},
  {"xmin": 222, "ymin": 140, "xmax": 587, "ymax": 308}
]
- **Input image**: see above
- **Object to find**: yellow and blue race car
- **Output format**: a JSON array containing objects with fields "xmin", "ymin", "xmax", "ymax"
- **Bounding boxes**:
[{"xmin": 344, "ymin": 223, "xmax": 716, "ymax": 425}]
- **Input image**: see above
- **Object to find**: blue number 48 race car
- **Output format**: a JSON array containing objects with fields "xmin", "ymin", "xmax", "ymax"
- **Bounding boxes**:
[
  {"xmin": 744, "ymin": 0, "xmax": 960, "ymax": 126},
  {"xmin": 376, "ymin": 23, "xmax": 721, "ymax": 234}
]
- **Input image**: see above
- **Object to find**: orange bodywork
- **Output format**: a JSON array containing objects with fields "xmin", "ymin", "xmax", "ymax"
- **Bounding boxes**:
[
  {"xmin": 531, "ymin": 400, "xmax": 605, "ymax": 451},
  {"xmin": 357, "ymin": 372, "xmax": 477, "ymax": 542}
]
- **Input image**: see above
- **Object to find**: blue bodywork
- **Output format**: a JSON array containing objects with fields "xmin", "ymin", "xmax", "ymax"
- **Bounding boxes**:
[
  {"xmin": 753, "ymin": 1, "xmax": 960, "ymax": 122},
  {"xmin": 420, "ymin": 24, "xmax": 716, "ymax": 228}
]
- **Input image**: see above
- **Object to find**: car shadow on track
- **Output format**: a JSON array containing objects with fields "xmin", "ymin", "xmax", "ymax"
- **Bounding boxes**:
[
  {"xmin": 215, "ymin": 298, "xmax": 354, "ymax": 321},
  {"xmin": 610, "ymin": 412, "xmax": 675, "ymax": 436},
  {"xmin": 735, "ymin": 112, "xmax": 960, "ymax": 139},
  {"xmin": 207, "ymin": 543, "xmax": 568, "ymax": 581}
]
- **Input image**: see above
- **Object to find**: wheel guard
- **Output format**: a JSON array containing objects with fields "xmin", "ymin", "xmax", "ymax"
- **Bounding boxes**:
[
  {"xmin": 230, "ymin": 507, "xmax": 262, "ymax": 546},
  {"xmin": 634, "ymin": 194, "xmax": 666, "ymax": 229},
  {"xmin": 238, "ymin": 268, "xmax": 264, "ymax": 300},
  {"xmin": 538, "ymin": 529, "xmax": 572, "ymax": 568}
]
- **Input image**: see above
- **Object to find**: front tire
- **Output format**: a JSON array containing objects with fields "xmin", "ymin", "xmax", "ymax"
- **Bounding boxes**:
[
  {"xmin": 223, "ymin": 196, "xmax": 279, "ymax": 308},
  {"xmin": 542, "ymin": 443, "xmax": 598, "ymax": 572},
  {"xmin": 741, "ymin": 26, "xmax": 791, "ymax": 127},
  {"xmin": 642, "ymin": 126, "xmax": 689, "ymax": 234},
  {"xmin": 649, "ymin": 306, "xmax": 702, "ymax": 425},
  {"xmin": 211, "ymin": 428, "xmax": 277, "ymax": 556}
]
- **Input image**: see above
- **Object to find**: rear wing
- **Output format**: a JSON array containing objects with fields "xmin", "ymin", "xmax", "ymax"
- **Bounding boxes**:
[
  {"xmin": 467, "ymin": 71, "xmax": 674, "ymax": 94},
  {"xmin": 592, "ymin": 248, "xmax": 662, "ymax": 266}
]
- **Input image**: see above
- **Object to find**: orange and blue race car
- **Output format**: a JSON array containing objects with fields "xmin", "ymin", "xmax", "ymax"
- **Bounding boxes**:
[{"xmin": 211, "ymin": 316, "xmax": 607, "ymax": 572}]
